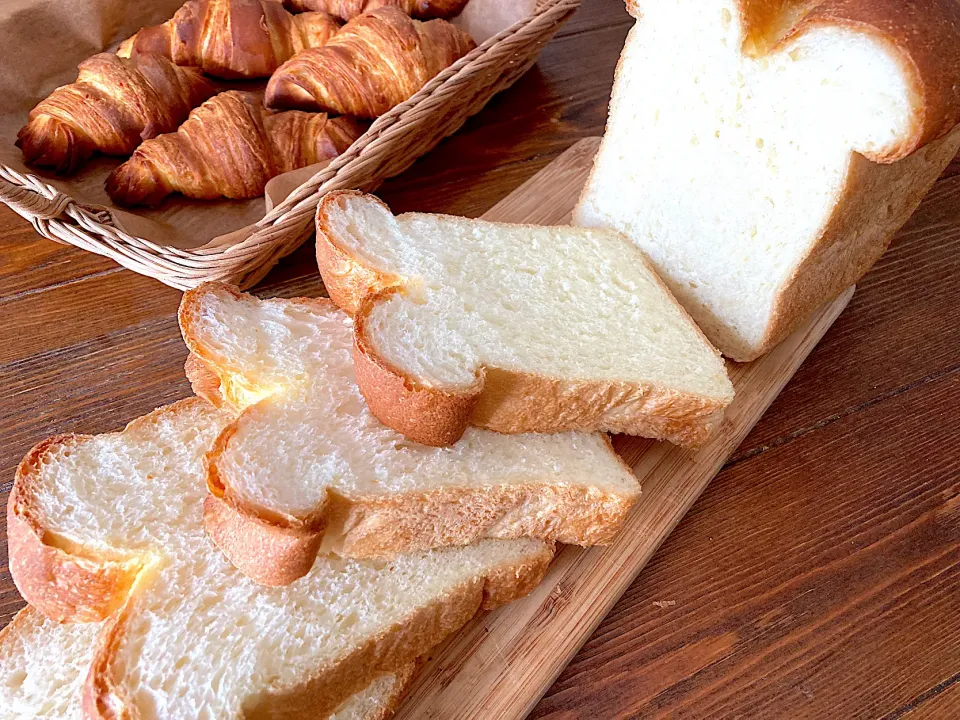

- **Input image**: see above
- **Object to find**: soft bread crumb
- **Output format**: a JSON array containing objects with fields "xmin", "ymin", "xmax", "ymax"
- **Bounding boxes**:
[
  {"xmin": 575, "ymin": 0, "xmax": 932, "ymax": 359},
  {"xmin": 12, "ymin": 399, "xmax": 551, "ymax": 718}
]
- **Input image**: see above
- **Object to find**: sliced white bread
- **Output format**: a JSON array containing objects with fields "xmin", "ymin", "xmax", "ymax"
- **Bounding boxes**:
[
  {"xmin": 574, "ymin": 0, "xmax": 960, "ymax": 361},
  {"xmin": 314, "ymin": 190, "xmax": 734, "ymax": 448},
  {"xmin": 0, "ymin": 606, "xmax": 414, "ymax": 720},
  {"xmin": 6, "ymin": 398, "xmax": 552, "ymax": 718},
  {"xmin": 179, "ymin": 283, "xmax": 639, "ymax": 582}
]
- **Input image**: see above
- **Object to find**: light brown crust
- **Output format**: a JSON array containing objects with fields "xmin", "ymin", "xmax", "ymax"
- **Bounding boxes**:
[
  {"xmin": 315, "ymin": 206, "xmax": 402, "ymax": 314},
  {"xmin": 184, "ymin": 353, "xmax": 226, "ymax": 408},
  {"xmin": 316, "ymin": 190, "xmax": 732, "ymax": 448},
  {"xmin": 786, "ymin": 0, "xmax": 960, "ymax": 162},
  {"xmin": 80, "ymin": 539, "xmax": 552, "ymax": 719},
  {"xmin": 622, "ymin": 1, "xmax": 960, "ymax": 162},
  {"xmin": 7, "ymin": 436, "xmax": 141, "ymax": 623},
  {"xmin": 746, "ymin": 122, "xmax": 960, "ymax": 361}
]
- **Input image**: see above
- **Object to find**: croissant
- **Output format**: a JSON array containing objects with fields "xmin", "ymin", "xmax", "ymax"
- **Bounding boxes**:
[
  {"xmin": 105, "ymin": 91, "xmax": 366, "ymax": 207},
  {"xmin": 117, "ymin": 0, "xmax": 341, "ymax": 79},
  {"xmin": 17, "ymin": 53, "xmax": 214, "ymax": 175},
  {"xmin": 282, "ymin": 0, "xmax": 469, "ymax": 21},
  {"xmin": 266, "ymin": 6, "xmax": 475, "ymax": 117}
]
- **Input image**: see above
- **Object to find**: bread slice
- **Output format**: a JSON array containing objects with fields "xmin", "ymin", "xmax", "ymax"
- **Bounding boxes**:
[
  {"xmin": 0, "ymin": 607, "xmax": 414, "ymax": 720},
  {"xmin": 6, "ymin": 398, "xmax": 552, "ymax": 718},
  {"xmin": 574, "ymin": 0, "xmax": 960, "ymax": 361},
  {"xmin": 313, "ymin": 190, "xmax": 734, "ymax": 448},
  {"xmin": 179, "ymin": 282, "xmax": 639, "ymax": 582}
]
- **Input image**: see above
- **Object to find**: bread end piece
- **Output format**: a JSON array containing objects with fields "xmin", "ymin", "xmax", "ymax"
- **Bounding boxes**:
[{"xmin": 17, "ymin": 115, "xmax": 94, "ymax": 175}]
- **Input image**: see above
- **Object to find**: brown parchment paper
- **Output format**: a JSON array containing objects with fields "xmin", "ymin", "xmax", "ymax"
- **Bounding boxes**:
[{"xmin": 0, "ymin": 0, "xmax": 535, "ymax": 252}]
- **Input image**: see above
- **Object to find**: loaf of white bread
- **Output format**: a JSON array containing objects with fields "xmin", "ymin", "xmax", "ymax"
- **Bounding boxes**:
[
  {"xmin": 180, "ymin": 282, "xmax": 640, "ymax": 584},
  {"xmin": 575, "ymin": 0, "xmax": 960, "ymax": 361},
  {"xmin": 5, "ymin": 398, "xmax": 552, "ymax": 718},
  {"xmin": 314, "ymin": 190, "xmax": 734, "ymax": 448},
  {"xmin": 0, "ymin": 606, "xmax": 414, "ymax": 720}
]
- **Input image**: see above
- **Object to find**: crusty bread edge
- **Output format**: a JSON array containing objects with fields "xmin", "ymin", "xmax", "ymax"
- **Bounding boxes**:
[
  {"xmin": 314, "ymin": 192, "xmax": 403, "ymax": 315},
  {"xmin": 353, "ymin": 287, "xmax": 483, "ymax": 447},
  {"xmin": 749, "ymin": 124, "xmax": 960, "ymax": 361},
  {"xmin": 7, "ymin": 435, "xmax": 144, "ymax": 624},
  {"xmin": 203, "ymin": 492, "xmax": 324, "ymax": 587},
  {"xmin": 316, "ymin": 190, "xmax": 733, "ymax": 448},
  {"xmin": 202, "ymin": 457, "xmax": 636, "ymax": 584},
  {"xmin": 578, "ymin": 8, "xmax": 960, "ymax": 362}
]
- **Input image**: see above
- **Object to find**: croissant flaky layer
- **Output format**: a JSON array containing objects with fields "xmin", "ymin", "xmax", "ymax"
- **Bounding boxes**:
[
  {"xmin": 266, "ymin": 6, "xmax": 475, "ymax": 117},
  {"xmin": 118, "ymin": 0, "xmax": 341, "ymax": 79},
  {"xmin": 17, "ymin": 53, "xmax": 214, "ymax": 175},
  {"xmin": 283, "ymin": 0, "xmax": 469, "ymax": 21},
  {"xmin": 105, "ymin": 91, "xmax": 366, "ymax": 206}
]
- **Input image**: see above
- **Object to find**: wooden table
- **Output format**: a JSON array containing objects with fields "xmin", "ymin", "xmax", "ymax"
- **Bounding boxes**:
[{"xmin": 1, "ymin": 1, "xmax": 958, "ymax": 717}]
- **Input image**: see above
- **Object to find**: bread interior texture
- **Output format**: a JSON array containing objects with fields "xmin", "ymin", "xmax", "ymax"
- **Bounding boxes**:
[
  {"xmin": 324, "ymin": 194, "xmax": 731, "ymax": 402},
  {"xmin": 575, "ymin": 0, "xmax": 913, "ymax": 358}
]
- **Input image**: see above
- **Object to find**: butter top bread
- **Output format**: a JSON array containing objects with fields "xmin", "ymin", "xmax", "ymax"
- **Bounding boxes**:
[
  {"xmin": 315, "ymin": 191, "xmax": 734, "ymax": 448},
  {"xmin": 180, "ymin": 282, "xmax": 639, "ymax": 583},
  {"xmin": 576, "ymin": 0, "xmax": 960, "ymax": 360},
  {"xmin": 7, "ymin": 397, "xmax": 551, "ymax": 718},
  {"xmin": 117, "ymin": 0, "xmax": 342, "ymax": 79}
]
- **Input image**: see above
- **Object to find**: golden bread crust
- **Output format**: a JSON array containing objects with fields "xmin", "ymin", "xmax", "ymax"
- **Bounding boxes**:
[
  {"xmin": 747, "ymin": 123, "xmax": 960, "ymax": 361},
  {"xmin": 180, "ymin": 282, "xmax": 639, "ymax": 579},
  {"xmin": 316, "ymin": 190, "xmax": 731, "ymax": 448}
]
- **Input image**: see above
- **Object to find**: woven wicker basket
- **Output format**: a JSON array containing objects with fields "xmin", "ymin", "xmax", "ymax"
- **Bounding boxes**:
[{"xmin": 0, "ymin": 0, "xmax": 580, "ymax": 290}]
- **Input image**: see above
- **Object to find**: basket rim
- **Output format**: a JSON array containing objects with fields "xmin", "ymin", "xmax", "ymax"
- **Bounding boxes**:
[{"xmin": 0, "ymin": 0, "xmax": 582, "ymax": 284}]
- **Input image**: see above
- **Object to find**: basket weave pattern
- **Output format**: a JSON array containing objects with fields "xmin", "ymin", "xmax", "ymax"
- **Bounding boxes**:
[{"xmin": 0, "ymin": 0, "xmax": 580, "ymax": 290}]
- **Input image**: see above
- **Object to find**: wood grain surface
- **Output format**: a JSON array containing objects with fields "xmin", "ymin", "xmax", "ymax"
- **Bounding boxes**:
[{"xmin": 1, "ymin": 1, "xmax": 958, "ymax": 718}]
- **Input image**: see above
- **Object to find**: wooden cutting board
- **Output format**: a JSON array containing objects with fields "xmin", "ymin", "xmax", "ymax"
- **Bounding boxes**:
[{"xmin": 392, "ymin": 137, "xmax": 855, "ymax": 719}]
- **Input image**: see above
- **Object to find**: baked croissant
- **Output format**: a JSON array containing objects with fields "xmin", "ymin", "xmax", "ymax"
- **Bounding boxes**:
[
  {"xmin": 283, "ymin": 0, "xmax": 469, "ymax": 21},
  {"xmin": 266, "ymin": 6, "xmax": 475, "ymax": 117},
  {"xmin": 105, "ymin": 91, "xmax": 366, "ymax": 206},
  {"xmin": 17, "ymin": 53, "xmax": 214, "ymax": 175},
  {"xmin": 117, "ymin": 0, "xmax": 341, "ymax": 79}
]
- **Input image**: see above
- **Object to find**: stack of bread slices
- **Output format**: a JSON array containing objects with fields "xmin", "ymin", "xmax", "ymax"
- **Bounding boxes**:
[{"xmin": 4, "ymin": 1, "xmax": 960, "ymax": 717}]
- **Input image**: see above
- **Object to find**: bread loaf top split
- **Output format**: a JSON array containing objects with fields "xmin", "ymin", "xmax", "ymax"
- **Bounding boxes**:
[{"xmin": 576, "ymin": 0, "xmax": 960, "ymax": 361}]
